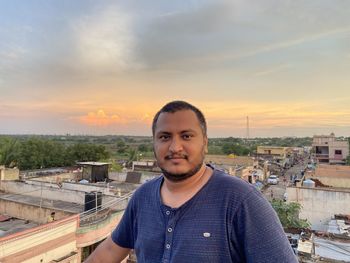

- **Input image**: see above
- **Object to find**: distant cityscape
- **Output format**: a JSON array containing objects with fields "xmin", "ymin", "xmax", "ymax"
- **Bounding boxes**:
[{"xmin": 0, "ymin": 133, "xmax": 350, "ymax": 262}]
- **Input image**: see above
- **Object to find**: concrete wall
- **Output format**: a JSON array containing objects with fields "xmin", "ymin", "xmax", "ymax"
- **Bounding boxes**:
[
  {"xmin": 0, "ymin": 215, "xmax": 80, "ymax": 263},
  {"xmin": 77, "ymin": 211, "xmax": 124, "ymax": 247},
  {"xmin": 256, "ymin": 146, "xmax": 289, "ymax": 157},
  {"xmin": 0, "ymin": 181, "xmax": 85, "ymax": 204},
  {"xmin": 109, "ymin": 172, "xmax": 159, "ymax": 184},
  {"xmin": 205, "ymin": 155, "xmax": 254, "ymax": 166},
  {"xmin": 0, "ymin": 181, "xmax": 120, "ymax": 206},
  {"xmin": 23, "ymin": 172, "xmax": 79, "ymax": 182},
  {"xmin": 287, "ymin": 186, "xmax": 350, "ymax": 231},
  {"xmin": 312, "ymin": 165, "xmax": 350, "ymax": 188},
  {"xmin": 0, "ymin": 167, "xmax": 19, "ymax": 181},
  {"xmin": 26, "ymin": 179, "xmax": 113, "ymax": 194},
  {"xmin": 0, "ymin": 199, "xmax": 73, "ymax": 224}
]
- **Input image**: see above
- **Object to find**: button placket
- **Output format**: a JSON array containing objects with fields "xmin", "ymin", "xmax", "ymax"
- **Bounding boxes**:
[{"xmin": 162, "ymin": 210, "xmax": 176, "ymax": 262}]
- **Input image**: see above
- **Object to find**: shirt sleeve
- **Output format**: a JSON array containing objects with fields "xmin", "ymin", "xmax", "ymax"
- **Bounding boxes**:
[
  {"xmin": 111, "ymin": 194, "xmax": 136, "ymax": 249},
  {"xmin": 232, "ymin": 189, "xmax": 298, "ymax": 263}
]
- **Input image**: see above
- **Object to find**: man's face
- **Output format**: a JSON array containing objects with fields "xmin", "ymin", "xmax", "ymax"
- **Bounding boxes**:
[{"xmin": 153, "ymin": 110, "xmax": 208, "ymax": 182}]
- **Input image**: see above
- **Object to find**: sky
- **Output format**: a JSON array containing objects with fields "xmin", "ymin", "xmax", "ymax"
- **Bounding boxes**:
[{"xmin": 1, "ymin": 0, "xmax": 350, "ymax": 138}]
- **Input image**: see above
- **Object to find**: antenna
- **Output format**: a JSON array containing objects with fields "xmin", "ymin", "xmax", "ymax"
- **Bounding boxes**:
[{"xmin": 246, "ymin": 116, "xmax": 250, "ymax": 140}]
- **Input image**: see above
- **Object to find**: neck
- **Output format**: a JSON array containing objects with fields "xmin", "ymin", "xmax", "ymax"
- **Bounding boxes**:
[{"xmin": 163, "ymin": 164, "xmax": 208, "ymax": 193}]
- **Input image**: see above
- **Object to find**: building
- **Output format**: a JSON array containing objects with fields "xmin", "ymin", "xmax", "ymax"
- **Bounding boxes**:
[
  {"xmin": 0, "ymin": 214, "xmax": 80, "ymax": 262},
  {"xmin": 286, "ymin": 166, "xmax": 350, "ymax": 231},
  {"xmin": 311, "ymin": 164, "xmax": 350, "ymax": 188},
  {"xmin": 312, "ymin": 133, "xmax": 349, "ymax": 165},
  {"xmin": 256, "ymin": 146, "xmax": 294, "ymax": 168},
  {"xmin": 0, "ymin": 167, "xmax": 137, "ymax": 262}
]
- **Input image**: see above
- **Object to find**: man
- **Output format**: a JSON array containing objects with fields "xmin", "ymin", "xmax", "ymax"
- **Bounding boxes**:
[{"xmin": 85, "ymin": 101, "xmax": 297, "ymax": 263}]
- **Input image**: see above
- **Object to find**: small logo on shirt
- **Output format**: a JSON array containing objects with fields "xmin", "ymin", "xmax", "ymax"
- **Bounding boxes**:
[{"xmin": 203, "ymin": 232, "xmax": 211, "ymax": 238}]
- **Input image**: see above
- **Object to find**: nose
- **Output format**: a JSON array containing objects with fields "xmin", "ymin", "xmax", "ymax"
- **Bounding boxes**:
[{"xmin": 169, "ymin": 136, "xmax": 183, "ymax": 153}]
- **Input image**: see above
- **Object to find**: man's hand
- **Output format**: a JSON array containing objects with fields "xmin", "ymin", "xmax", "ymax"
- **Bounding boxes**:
[{"xmin": 84, "ymin": 236, "xmax": 131, "ymax": 263}]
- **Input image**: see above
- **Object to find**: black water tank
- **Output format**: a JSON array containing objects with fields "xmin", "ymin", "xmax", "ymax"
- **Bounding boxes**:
[{"xmin": 84, "ymin": 191, "xmax": 102, "ymax": 211}]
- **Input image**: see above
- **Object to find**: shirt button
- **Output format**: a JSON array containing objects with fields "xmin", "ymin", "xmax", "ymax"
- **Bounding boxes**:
[
  {"xmin": 166, "ymin": 210, "xmax": 170, "ymax": 215},
  {"xmin": 167, "ymin": 227, "xmax": 173, "ymax": 233},
  {"xmin": 166, "ymin": 244, "xmax": 171, "ymax": 249}
]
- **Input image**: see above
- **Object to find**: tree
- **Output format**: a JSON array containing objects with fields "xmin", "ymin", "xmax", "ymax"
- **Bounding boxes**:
[
  {"xmin": 0, "ymin": 137, "xmax": 19, "ymax": 167},
  {"xmin": 271, "ymin": 200, "xmax": 310, "ymax": 229},
  {"xmin": 66, "ymin": 143, "xmax": 110, "ymax": 163},
  {"xmin": 116, "ymin": 140, "xmax": 128, "ymax": 154},
  {"xmin": 222, "ymin": 143, "xmax": 250, "ymax": 156},
  {"xmin": 127, "ymin": 148, "xmax": 139, "ymax": 167},
  {"xmin": 138, "ymin": 144, "xmax": 150, "ymax": 152}
]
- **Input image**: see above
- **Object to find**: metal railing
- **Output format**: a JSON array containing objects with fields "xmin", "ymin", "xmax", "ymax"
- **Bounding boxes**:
[{"xmin": 79, "ymin": 191, "xmax": 134, "ymax": 226}]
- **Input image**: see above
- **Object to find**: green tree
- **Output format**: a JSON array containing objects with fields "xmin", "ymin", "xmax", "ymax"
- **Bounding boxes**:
[
  {"xmin": 138, "ymin": 144, "xmax": 150, "ymax": 152},
  {"xmin": 116, "ymin": 140, "xmax": 128, "ymax": 154},
  {"xmin": 66, "ymin": 143, "xmax": 110, "ymax": 163},
  {"xmin": 0, "ymin": 137, "xmax": 20, "ymax": 167},
  {"xmin": 126, "ymin": 148, "xmax": 139, "ymax": 167},
  {"xmin": 222, "ymin": 143, "xmax": 250, "ymax": 156},
  {"xmin": 271, "ymin": 200, "xmax": 310, "ymax": 229}
]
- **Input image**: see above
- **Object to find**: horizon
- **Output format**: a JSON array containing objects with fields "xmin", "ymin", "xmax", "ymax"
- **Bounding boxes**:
[
  {"xmin": 1, "ymin": 1, "xmax": 350, "ymax": 137},
  {"xmin": 1, "ymin": 133, "xmax": 348, "ymax": 140}
]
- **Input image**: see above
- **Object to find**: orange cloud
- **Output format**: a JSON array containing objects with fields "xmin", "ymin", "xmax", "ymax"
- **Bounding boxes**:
[{"xmin": 79, "ymin": 109, "xmax": 127, "ymax": 126}]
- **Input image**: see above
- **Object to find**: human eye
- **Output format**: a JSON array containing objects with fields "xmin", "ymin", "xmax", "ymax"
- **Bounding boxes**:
[
  {"xmin": 158, "ymin": 134, "xmax": 170, "ymax": 141},
  {"xmin": 182, "ymin": 133, "xmax": 193, "ymax": 140}
]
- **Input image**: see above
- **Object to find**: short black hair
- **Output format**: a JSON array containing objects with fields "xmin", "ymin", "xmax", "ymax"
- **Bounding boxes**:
[{"xmin": 152, "ymin": 100, "xmax": 207, "ymax": 137}]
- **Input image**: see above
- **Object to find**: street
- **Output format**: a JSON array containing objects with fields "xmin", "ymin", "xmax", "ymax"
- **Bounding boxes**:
[{"xmin": 262, "ymin": 158, "xmax": 308, "ymax": 201}]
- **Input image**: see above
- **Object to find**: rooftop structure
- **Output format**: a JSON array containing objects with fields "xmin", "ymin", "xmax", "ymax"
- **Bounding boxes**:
[
  {"xmin": 77, "ymin": 162, "xmax": 110, "ymax": 183},
  {"xmin": 0, "ymin": 167, "xmax": 138, "ymax": 262},
  {"xmin": 312, "ymin": 133, "xmax": 349, "ymax": 165},
  {"xmin": 311, "ymin": 164, "xmax": 350, "ymax": 188}
]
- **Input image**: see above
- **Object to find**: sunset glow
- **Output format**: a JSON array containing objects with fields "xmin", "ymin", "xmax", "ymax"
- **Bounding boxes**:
[{"xmin": 1, "ymin": 1, "xmax": 350, "ymax": 137}]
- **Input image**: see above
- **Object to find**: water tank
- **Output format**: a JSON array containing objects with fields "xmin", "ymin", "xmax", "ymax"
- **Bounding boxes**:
[
  {"xmin": 84, "ymin": 191, "xmax": 102, "ymax": 211},
  {"xmin": 303, "ymin": 179, "xmax": 315, "ymax": 188}
]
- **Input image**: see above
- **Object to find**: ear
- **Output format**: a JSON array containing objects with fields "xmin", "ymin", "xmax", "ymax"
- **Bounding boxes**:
[{"xmin": 204, "ymin": 136, "xmax": 208, "ymax": 154}]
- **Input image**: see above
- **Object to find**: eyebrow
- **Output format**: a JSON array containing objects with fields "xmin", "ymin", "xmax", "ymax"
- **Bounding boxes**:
[{"xmin": 156, "ymin": 129, "xmax": 197, "ymax": 135}]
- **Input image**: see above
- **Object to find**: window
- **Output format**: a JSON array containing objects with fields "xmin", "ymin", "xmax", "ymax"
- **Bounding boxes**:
[{"xmin": 335, "ymin": 150, "xmax": 342, "ymax": 155}]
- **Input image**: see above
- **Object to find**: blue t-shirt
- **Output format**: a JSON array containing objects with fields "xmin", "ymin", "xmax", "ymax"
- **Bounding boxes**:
[{"xmin": 112, "ymin": 169, "xmax": 297, "ymax": 263}]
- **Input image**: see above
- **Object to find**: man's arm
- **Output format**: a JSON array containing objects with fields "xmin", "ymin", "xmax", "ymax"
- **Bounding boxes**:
[{"xmin": 84, "ymin": 236, "xmax": 131, "ymax": 263}]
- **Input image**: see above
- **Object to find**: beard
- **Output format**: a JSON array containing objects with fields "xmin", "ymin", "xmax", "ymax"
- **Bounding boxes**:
[{"xmin": 160, "ymin": 161, "xmax": 203, "ymax": 182}]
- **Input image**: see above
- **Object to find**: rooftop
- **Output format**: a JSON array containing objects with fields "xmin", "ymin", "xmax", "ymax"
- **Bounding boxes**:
[
  {"xmin": 0, "ymin": 215, "xmax": 38, "ymax": 238},
  {"xmin": 77, "ymin": 162, "xmax": 110, "ymax": 166},
  {"xmin": 0, "ymin": 193, "xmax": 83, "ymax": 213}
]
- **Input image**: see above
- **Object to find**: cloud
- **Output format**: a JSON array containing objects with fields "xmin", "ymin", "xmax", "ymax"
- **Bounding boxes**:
[
  {"xmin": 76, "ymin": 108, "xmax": 153, "ymax": 127},
  {"xmin": 254, "ymin": 64, "xmax": 292, "ymax": 77},
  {"xmin": 78, "ymin": 110, "xmax": 127, "ymax": 126},
  {"xmin": 73, "ymin": 5, "xmax": 143, "ymax": 72}
]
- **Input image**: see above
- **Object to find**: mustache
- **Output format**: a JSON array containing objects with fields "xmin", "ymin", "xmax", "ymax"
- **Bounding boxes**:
[{"xmin": 165, "ymin": 154, "xmax": 188, "ymax": 160}]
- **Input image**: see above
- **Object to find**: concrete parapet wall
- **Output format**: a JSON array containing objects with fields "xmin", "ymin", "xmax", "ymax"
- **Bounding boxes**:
[
  {"xmin": 0, "ymin": 181, "xmax": 121, "ymax": 206},
  {"xmin": 0, "ymin": 215, "xmax": 79, "ymax": 263},
  {"xmin": 205, "ymin": 155, "xmax": 254, "ymax": 166},
  {"xmin": 0, "ymin": 181, "xmax": 85, "ymax": 204},
  {"xmin": 287, "ymin": 186, "xmax": 350, "ymax": 231},
  {"xmin": 76, "ymin": 211, "xmax": 124, "ymax": 247},
  {"xmin": 0, "ymin": 199, "xmax": 73, "ymax": 224},
  {"xmin": 312, "ymin": 164, "xmax": 350, "ymax": 187},
  {"xmin": 109, "ymin": 172, "xmax": 159, "ymax": 184}
]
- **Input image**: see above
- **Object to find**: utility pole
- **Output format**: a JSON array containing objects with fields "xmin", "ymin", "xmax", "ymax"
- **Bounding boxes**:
[
  {"xmin": 246, "ymin": 116, "xmax": 250, "ymax": 141},
  {"xmin": 40, "ymin": 181, "xmax": 43, "ymax": 208}
]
